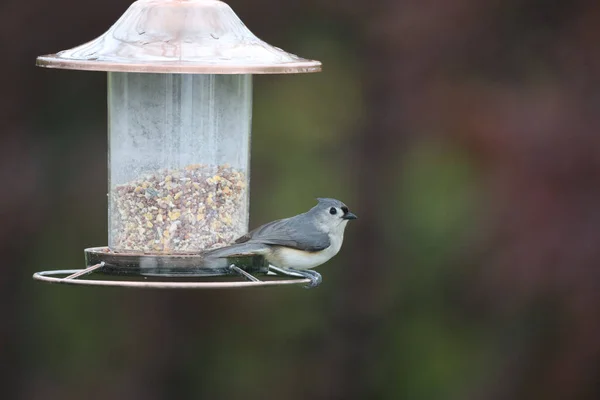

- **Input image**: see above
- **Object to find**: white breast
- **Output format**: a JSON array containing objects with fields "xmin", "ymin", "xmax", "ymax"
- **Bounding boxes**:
[{"xmin": 266, "ymin": 228, "xmax": 345, "ymax": 270}]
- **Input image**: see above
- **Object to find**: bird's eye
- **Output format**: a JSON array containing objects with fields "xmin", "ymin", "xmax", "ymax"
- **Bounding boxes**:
[{"xmin": 329, "ymin": 207, "xmax": 337, "ymax": 215}]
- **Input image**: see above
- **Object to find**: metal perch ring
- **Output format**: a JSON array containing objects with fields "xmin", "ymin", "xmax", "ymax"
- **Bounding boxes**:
[{"xmin": 32, "ymin": 263, "xmax": 312, "ymax": 289}]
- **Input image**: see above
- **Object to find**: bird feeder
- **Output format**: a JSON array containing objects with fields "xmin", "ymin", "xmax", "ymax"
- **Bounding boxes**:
[{"xmin": 33, "ymin": 0, "xmax": 321, "ymax": 288}]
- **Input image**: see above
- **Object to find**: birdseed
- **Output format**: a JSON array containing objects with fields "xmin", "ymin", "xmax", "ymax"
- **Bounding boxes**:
[{"xmin": 110, "ymin": 164, "xmax": 247, "ymax": 254}]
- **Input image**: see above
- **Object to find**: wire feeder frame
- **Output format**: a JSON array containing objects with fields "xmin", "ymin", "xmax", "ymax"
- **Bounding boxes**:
[{"xmin": 32, "ymin": 263, "xmax": 312, "ymax": 289}]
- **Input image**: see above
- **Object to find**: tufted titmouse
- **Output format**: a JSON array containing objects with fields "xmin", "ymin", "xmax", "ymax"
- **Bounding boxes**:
[{"xmin": 205, "ymin": 198, "xmax": 357, "ymax": 288}]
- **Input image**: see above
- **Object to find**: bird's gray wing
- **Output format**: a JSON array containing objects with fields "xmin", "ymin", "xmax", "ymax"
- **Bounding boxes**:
[
  {"xmin": 203, "ymin": 241, "xmax": 271, "ymax": 259},
  {"xmin": 235, "ymin": 215, "xmax": 330, "ymax": 252}
]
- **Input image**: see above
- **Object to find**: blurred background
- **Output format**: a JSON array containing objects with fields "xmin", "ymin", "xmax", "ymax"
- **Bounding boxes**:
[{"xmin": 2, "ymin": 0, "xmax": 600, "ymax": 399}]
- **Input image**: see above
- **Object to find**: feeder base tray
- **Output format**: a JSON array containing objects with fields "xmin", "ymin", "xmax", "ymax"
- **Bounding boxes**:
[
  {"xmin": 84, "ymin": 246, "xmax": 269, "ymax": 277},
  {"xmin": 33, "ymin": 246, "xmax": 320, "ymax": 288}
]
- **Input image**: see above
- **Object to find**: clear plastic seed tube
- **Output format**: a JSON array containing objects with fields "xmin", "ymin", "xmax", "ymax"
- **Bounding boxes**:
[{"xmin": 108, "ymin": 72, "xmax": 251, "ymax": 254}]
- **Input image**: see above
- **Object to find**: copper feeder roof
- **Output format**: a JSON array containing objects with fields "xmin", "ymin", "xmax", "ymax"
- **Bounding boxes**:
[{"xmin": 36, "ymin": 0, "xmax": 321, "ymax": 74}]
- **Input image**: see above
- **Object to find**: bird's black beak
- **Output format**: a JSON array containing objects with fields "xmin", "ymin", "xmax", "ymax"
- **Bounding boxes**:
[{"xmin": 343, "ymin": 211, "xmax": 357, "ymax": 220}]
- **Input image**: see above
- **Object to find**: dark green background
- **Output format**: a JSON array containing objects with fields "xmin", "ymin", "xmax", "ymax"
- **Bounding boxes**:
[{"xmin": 2, "ymin": 0, "xmax": 599, "ymax": 399}]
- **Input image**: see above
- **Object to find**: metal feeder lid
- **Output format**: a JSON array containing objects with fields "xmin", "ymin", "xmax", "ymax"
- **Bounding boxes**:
[{"xmin": 36, "ymin": 0, "xmax": 321, "ymax": 74}]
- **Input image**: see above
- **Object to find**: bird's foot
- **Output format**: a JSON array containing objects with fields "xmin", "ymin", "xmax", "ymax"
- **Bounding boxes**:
[
  {"xmin": 268, "ymin": 266, "xmax": 322, "ymax": 289},
  {"xmin": 293, "ymin": 269, "xmax": 322, "ymax": 289}
]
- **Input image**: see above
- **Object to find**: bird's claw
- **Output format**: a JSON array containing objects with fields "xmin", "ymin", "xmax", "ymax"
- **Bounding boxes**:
[
  {"xmin": 288, "ymin": 268, "xmax": 322, "ymax": 289},
  {"xmin": 268, "ymin": 266, "xmax": 323, "ymax": 289}
]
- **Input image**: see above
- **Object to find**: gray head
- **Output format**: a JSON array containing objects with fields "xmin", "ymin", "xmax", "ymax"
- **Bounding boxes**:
[{"xmin": 307, "ymin": 198, "xmax": 357, "ymax": 231}]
